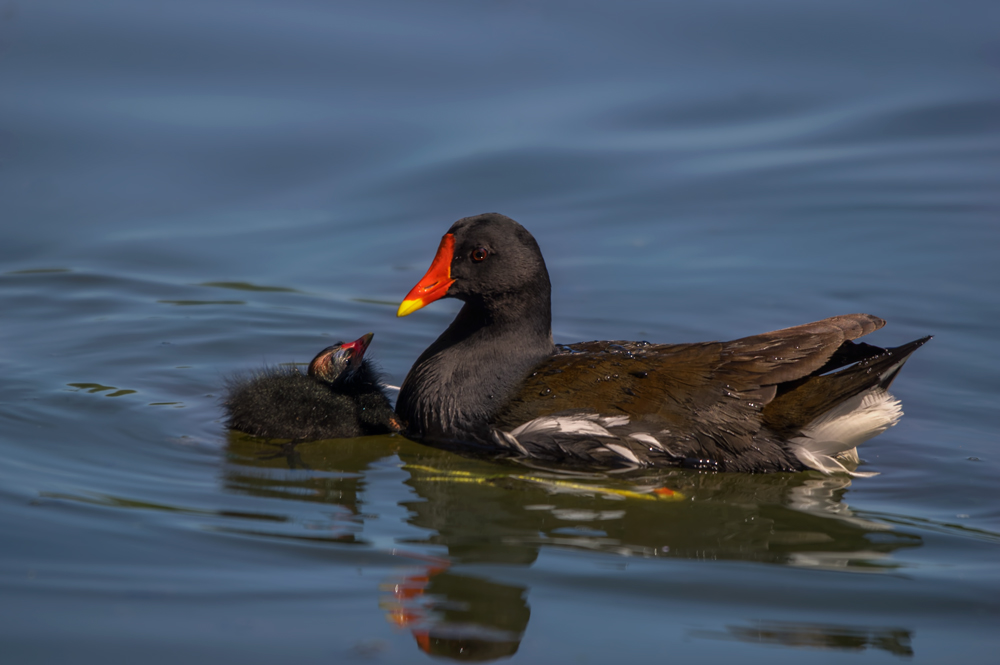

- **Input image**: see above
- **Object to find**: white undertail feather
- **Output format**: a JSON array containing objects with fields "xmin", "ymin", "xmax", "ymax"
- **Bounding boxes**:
[
  {"xmin": 789, "ymin": 388, "xmax": 903, "ymax": 477},
  {"xmin": 837, "ymin": 447, "xmax": 860, "ymax": 465}
]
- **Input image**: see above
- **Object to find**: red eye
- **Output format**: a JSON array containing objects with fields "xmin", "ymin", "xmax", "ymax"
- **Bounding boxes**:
[{"xmin": 472, "ymin": 247, "xmax": 489, "ymax": 262}]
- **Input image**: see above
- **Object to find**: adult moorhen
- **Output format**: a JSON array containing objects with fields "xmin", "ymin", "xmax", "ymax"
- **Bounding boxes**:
[
  {"xmin": 224, "ymin": 333, "xmax": 400, "ymax": 440},
  {"xmin": 395, "ymin": 213, "xmax": 929, "ymax": 474}
]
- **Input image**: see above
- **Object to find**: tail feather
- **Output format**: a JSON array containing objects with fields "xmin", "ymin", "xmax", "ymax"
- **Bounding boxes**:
[
  {"xmin": 876, "ymin": 336, "xmax": 931, "ymax": 389},
  {"xmin": 771, "ymin": 335, "xmax": 930, "ymax": 475}
]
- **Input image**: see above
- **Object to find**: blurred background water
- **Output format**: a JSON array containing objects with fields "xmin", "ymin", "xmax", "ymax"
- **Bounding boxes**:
[{"xmin": 2, "ymin": 1, "xmax": 999, "ymax": 663}]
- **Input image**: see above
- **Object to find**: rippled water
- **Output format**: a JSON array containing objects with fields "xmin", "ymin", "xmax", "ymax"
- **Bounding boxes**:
[{"xmin": 2, "ymin": 1, "xmax": 999, "ymax": 663}]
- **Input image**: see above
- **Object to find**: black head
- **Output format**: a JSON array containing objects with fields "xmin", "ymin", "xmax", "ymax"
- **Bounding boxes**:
[{"xmin": 397, "ymin": 213, "xmax": 550, "ymax": 316}]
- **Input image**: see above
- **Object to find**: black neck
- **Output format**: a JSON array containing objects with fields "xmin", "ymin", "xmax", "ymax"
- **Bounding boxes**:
[
  {"xmin": 398, "ymin": 288, "xmax": 555, "ymax": 441},
  {"xmin": 447, "ymin": 284, "xmax": 552, "ymax": 346}
]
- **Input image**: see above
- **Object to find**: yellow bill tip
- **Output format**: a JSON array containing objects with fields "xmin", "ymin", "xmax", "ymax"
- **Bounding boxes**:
[{"xmin": 397, "ymin": 298, "xmax": 425, "ymax": 317}]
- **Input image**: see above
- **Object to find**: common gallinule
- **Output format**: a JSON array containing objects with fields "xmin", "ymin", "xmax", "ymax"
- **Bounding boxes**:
[
  {"xmin": 224, "ymin": 333, "xmax": 400, "ymax": 440},
  {"xmin": 395, "ymin": 213, "xmax": 929, "ymax": 474}
]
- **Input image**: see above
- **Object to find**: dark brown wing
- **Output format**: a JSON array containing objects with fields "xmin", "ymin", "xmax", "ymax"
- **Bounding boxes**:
[
  {"xmin": 499, "ymin": 314, "xmax": 886, "ymax": 422},
  {"xmin": 492, "ymin": 314, "xmax": 890, "ymax": 470},
  {"xmin": 495, "ymin": 340, "xmax": 721, "ymax": 425},
  {"xmin": 716, "ymin": 313, "xmax": 886, "ymax": 387}
]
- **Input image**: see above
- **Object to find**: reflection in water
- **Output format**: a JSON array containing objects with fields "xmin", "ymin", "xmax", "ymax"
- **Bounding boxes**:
[
  {"xmin": 224, "ymin": 433, "xmax": 923, "ymax": 661},
  {"xmin": 692, "ymin": 620, "xmax": 913, "ymax": 658},
  {"xmin": 381, "ymin": 561, "xmax": 528, "ymax": 661}
]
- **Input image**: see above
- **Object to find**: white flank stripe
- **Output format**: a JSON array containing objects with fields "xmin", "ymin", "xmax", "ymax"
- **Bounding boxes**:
[
  {"xmin": 492, "ymin": 429, "xmax": 528, "ymax": 455},
  {"xmin": 510, "ymin": 414, "xmax": 617, "ymax": 438},
  {"xmin": 629, "ymin": 432, "xmax": 663, "ymax": 449},
  {"xmin": 603, "ymin": 444, "xmax": 641, "ymax": 465}
]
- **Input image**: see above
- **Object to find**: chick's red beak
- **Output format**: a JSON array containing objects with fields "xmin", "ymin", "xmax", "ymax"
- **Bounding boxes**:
[
  {"xmin": 397, "ymin": 234, "xmax": 456, "ymax": 317},
  {"xmin": 340, "ymin": 332, "xmax": 374, "ymax": 369}
]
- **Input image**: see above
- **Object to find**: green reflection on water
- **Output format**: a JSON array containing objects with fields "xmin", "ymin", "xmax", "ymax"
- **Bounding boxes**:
[
  {"xmin": 691, "ymin": 620, "xmax": 913, "ymax": 657},
  {"xmin": 158, "ymin": 299, "xmax": 246, "ymax": 306},
  {"xmin": 222, "ymin": 433, "xmax": 924, "ymax": 568},
  {"xmin": 199, "ymin": 281, "xmax": 301, "ymax": 293},
  {"xmin": 351, "ymin": 298, "xmax": 402, "ymax": 307},
  {"xmin": 67, "ymin": 382, "xmax": 137, "ymax": 397},
  {"xmin": 39, "ymin": 491, "xmax": 288, "ymax": 523}
]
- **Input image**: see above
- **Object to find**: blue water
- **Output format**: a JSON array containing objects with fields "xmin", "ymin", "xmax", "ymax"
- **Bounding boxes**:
[{"xmin": 2, "ymin": 1, "xmax": 999, "ymax": 662}]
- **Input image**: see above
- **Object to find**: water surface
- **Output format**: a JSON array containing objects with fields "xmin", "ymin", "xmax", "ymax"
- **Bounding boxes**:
[{"xmin": 2, "ymin": 1, "xmax": 999, "ymax": 663}]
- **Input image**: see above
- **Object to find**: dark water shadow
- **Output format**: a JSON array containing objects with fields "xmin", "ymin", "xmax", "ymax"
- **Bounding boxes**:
[{"xmin": 219, "ymin": 433, "xmax": 929, "ymax": 661}]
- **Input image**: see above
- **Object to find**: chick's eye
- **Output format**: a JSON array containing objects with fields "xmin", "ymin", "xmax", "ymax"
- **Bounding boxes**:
[{"xmin": 472, "ymin": 247, "xmax": 489, "ymax": 262}]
